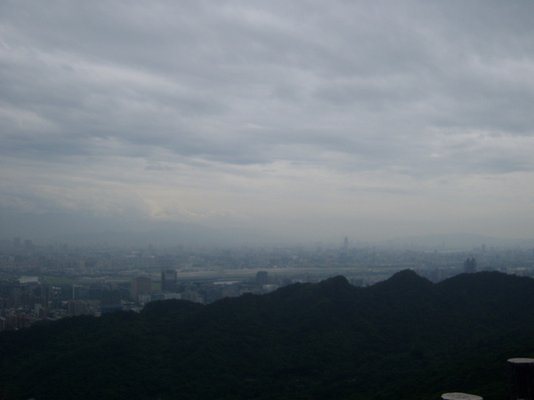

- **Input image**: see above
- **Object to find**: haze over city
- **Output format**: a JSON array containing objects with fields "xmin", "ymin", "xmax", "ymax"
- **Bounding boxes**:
[{"xmin": 1, "ymin": 1, "xmax": 534, "ymax": 246}]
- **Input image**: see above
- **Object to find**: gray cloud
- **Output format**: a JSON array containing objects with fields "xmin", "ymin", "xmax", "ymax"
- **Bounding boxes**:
[{"xmin": 1, "ymin": 0, "xmax": 534, "ymax": 243}]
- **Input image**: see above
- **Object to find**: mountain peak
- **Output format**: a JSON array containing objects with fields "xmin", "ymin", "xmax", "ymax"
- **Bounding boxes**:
[
  {"xmin": 372, "ymin": 269, "xmax": 432, "ymax": 292},
  {"xmin": 390, "ymin": 269, "xmax": 421, "ymax": 280},
  {"xmin": 319, "ymin": 275, "xmax": 350, "ymax": 289}
]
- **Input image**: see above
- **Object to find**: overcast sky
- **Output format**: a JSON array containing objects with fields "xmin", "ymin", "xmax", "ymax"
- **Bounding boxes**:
[{"xmin": 1, "ymin": 0, "xmax": 534, "ymax": 245}]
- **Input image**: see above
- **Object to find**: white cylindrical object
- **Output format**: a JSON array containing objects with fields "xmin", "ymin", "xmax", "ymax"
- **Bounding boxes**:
[{"xmin": 441, "ymin": 393, "xmax": 483, "ymax": 400}]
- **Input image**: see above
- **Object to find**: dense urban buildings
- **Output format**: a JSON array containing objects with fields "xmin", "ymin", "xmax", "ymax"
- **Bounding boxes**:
[{"xmin": 1, "ymin": 237, "xmax": 534, "ymax": 331}]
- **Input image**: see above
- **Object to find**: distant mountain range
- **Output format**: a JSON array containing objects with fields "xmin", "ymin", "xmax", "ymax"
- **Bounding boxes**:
[{"xmin": 2, "ymin": 270, "xmax": 534, "ymax": 400}]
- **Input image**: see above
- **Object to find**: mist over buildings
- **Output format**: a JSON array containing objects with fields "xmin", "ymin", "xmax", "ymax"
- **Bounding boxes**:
[{"xmin": 1, "ymin": 1, "xmax": 534, "ymax": 246}]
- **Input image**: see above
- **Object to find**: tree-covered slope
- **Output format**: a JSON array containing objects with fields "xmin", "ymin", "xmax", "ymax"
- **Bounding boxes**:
[{"xmin": 1, "ymin": 270, "xmax": 534, "ymax": 400}]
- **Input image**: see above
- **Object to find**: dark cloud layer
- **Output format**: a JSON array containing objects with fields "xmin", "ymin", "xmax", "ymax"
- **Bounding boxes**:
[{"xmin": 1, "ymin": 1, "xmax": 534, "ymax": 243}]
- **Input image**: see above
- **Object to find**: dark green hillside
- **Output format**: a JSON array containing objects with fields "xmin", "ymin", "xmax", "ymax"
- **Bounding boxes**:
[{"xmin": 1, "ymin": 271, "xmax": 534, "ymax": 400}]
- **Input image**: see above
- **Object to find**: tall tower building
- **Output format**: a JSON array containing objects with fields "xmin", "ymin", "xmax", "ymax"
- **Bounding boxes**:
[
  {"xmin": 131, "ymin": 277, "xmax": 152, "ymax": 300},
  {"xmin": 464, "ymin": 257, "xmax": 477, "ymax": 273},
  {"xmin": 161, "ymin": 269, "xmax": 177, "ymax": 292}
]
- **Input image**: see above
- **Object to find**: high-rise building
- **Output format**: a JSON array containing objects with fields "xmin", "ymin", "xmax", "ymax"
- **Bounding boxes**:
[
  {"xmin": 256, "ymin": 271, "xmax": 269, "ymax": 286},
  {"xmin": 131, "ymin": 276, "xmax": 152, "ymax": 300},
  {"xmin": 464, "ymin": 257, "xmax": 477, "ymax": 273},
  {"xmin": 161, "ymin": 269, "xmax": 177, "ymax": 292},
  {"xmin": 72, "ymin": 284, "xmax": 87, "ymax": 300}
]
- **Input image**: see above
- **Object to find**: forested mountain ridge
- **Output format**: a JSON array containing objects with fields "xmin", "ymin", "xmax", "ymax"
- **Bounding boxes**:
[{"xmin": 2, "ymin": 270, "xmax": 534, "ymax": 400}]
